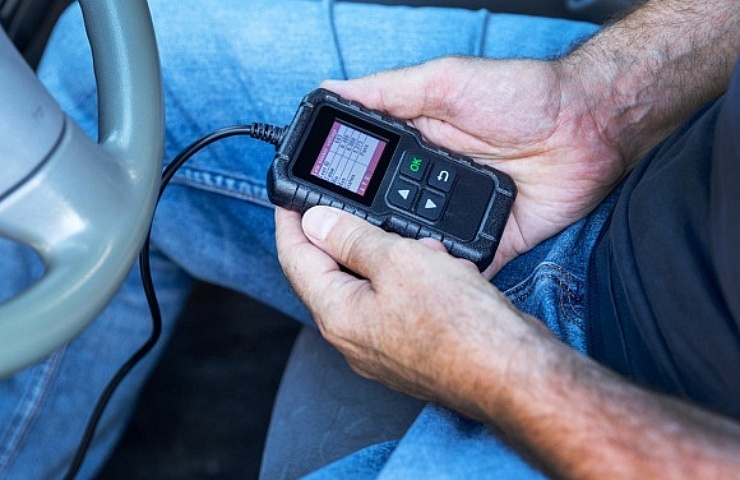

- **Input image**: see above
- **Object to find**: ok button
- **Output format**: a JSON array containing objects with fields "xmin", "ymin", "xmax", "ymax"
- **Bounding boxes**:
[{"xmin": 400, "ymin": 152, "xmax": 429, "ymax": 181}]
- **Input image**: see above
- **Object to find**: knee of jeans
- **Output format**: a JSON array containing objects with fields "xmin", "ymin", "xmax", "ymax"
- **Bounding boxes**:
[{"xmin": 503, "ymin": 262, "xmax": 588, "ymax": 352}]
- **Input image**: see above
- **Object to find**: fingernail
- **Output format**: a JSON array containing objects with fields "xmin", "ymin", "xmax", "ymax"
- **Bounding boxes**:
[{"xmin": 302, "ymin": 207, "xmax": 339, "ymax": 242}]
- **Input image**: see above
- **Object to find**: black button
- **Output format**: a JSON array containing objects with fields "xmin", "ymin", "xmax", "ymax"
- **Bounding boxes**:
[
  {"xmin": 428, "ymin": 163, "xmax": 457, "ymax": 192},
  {"xmin": 416, "ymin": 190, "xmax": 445, "ymax": 221},
  {"xmin": 399, "ymin": 152, "xmax": 429, "ymax": 181},
  {"xmin": 387, "ymin": 178, "xmax": 418, "ymax": 211}
]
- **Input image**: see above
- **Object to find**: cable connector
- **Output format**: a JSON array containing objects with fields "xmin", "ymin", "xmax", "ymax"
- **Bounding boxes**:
[{"xmin": 247, "ymin": 122, "xmax": 286, "ymax": 147}]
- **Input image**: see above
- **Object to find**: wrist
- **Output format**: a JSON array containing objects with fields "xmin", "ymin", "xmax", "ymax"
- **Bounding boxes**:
[
  {"xmin": 452, "ymin": 304, "xmax": 563, "ymax": 426},
  {"xmin": 556, "ymin": 1, "xmax": 740, "ymax": 167},
  {"xmin": 555, "ymin": 53, "xmax": 655, "ymax": 169}
]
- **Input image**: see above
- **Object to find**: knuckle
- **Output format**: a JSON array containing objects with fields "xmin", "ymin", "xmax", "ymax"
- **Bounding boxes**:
[{"xmin": 336, "ymin": 224, "xmax": 370, "ymax": 267}]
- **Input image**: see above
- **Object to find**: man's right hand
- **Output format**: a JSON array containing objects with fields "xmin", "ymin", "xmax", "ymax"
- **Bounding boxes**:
[
  {"xmin": 323, "ymin": 0, "xmax": 738, "ymax": 278},
  {"xmin": 322, "ymin": 57, "xmax": 629, "ymax": 277}
]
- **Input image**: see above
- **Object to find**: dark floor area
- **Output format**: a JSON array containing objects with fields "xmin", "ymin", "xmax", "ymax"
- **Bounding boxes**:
[{"xmin": 97, "ymin": 283, "xmax": 300, "ymax": 480}]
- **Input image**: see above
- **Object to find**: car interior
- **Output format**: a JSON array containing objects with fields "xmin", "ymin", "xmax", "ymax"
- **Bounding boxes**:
[{"xmin": 1, "ymin": 0, "xmax": 637, "ymax": 478}]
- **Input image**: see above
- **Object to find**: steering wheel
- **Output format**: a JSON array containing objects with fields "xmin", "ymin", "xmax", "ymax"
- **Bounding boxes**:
[{"xmin": 0, "ymin": 0, "xmax": 163, "ymax": 377}]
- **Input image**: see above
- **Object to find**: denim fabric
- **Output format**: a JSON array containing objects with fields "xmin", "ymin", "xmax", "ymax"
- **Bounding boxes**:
[
  {"xmin": 496, "ymin": 193, "xmax": 617, "ymax": 353},
  {"xmin": 0, "ymin": 1, "xmax": 601, "ymax": 478}
]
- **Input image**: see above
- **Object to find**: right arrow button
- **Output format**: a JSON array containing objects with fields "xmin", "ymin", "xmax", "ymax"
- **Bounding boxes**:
[{"xmin": 416, "ymin": 190, "xmax": 446, "ymax": 221}]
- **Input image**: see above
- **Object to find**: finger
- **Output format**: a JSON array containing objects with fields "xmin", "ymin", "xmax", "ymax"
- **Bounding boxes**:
[
  {"xmin": 417, "ymin": 237, "xmax": 447, "ymax": 253},
  {"xmin": 418, "ymin": 234, "xmax": 487, "ymax": 276},
  {"xmin": 301, "ymin": 206, "xmax": 401, "ymax": 280},
  {"xmin": 321, "ymin": 58, "xmax": 459, "ymax": 120}
]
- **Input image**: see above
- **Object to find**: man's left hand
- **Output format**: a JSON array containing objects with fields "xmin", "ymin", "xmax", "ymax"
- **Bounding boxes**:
[{"xmin": 274, "ymin": 205, "xmax": 547, "ymax": 417}]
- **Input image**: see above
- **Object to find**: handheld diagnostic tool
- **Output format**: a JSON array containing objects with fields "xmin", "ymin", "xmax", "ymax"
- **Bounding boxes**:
[{"xmin": 267, "ymin": 88, "xmax": 516, "ymax": 270}]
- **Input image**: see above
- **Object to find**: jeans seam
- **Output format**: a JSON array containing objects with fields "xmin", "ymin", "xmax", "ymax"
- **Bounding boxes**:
[
  {"xmin": 171, "ymin": 167, "xmax": 273, "ymax": 208},
  {"xmin": 504, "ymin": 263, "xmax": 586, "ymax": 330},
  {"xmin": 476, "ymin": 9, "xmax": 490, "ymax": 57},
  {"xmin": 325, "ymin": 0, "xmax": 349, "ymax": 80},
  {"xmin": 556, "ymin": 272, "xmax": 586, "ymax": 330},
  {"xmin": 0, "ymin": 348, "xmax": 66, "ymax": 477}
]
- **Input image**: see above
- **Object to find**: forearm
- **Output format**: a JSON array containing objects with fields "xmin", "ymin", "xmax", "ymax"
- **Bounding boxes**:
[
  {"xmin": 560, "ymin": 0, "xmax": 740, "ymax": 164},
  {"xmin": 457, "ymin": 4, "xmax": 740, "ymax": 471},
  {"xmin": 461, "ymin": 316, "xmax": 740, "ymax": 479}
]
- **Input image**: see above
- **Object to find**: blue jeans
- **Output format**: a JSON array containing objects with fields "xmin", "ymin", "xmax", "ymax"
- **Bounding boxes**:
[{"xmin": 0, "ymin": 1, "xmax": 602, "ymax": 478}]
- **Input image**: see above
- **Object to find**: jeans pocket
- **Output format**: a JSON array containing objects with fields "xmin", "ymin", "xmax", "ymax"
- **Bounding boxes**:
[{"xmin": 503, "ymin": 262, "xmax": 588, "ymax": 353}]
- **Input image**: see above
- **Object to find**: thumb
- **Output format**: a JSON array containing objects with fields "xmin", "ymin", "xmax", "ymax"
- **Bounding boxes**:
[{"xmin": 301, "ymin": 206, "xmax": 399, "ymax": 279}]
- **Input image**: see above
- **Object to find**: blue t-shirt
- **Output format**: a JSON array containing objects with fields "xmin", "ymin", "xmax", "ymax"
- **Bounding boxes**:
[{"xmin": 589, "ymin": 59, "xmax": 740, "ymax": 420}]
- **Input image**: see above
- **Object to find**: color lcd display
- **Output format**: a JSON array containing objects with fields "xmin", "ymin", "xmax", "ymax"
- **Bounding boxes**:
[{"xmin": 310, "ymin": 121, "xmax": 387, "ymax": 196}]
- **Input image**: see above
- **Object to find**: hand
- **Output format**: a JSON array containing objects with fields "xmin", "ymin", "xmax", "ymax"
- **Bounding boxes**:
[
  {"xmin": 322, "ymin": 57, "xmax": 629, "ymax": 277},
  {"xmin": 275, "ymin": 205, "xmax": 550, "ymax": 416}
]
